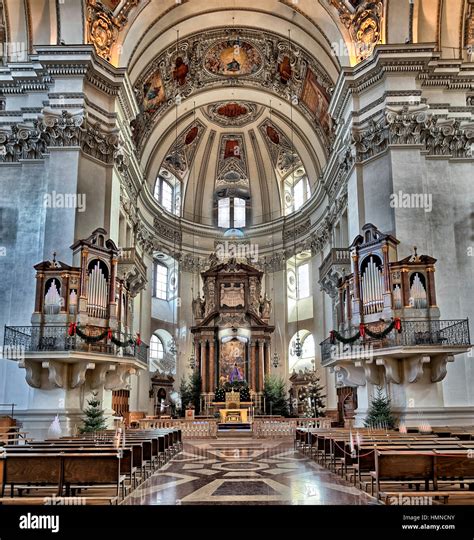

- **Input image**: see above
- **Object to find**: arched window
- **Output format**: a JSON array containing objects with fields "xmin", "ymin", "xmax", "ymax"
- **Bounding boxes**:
[
  {"xmin": 297, "ymin": 263, "xmax": 310, "ymax": 299},
  {"xmin": 149, "ymin": 335, "xmax": 164, "ymax": 372},
  {"xmin": 284, "ymin": 170, "xmax": 311, "ymax": 215},
  {"xmin": 150, "ymin": 335, "xmax": 164, "ymax": 361},
  {"xmin": 154, "ymin": 262, "xmax": 168, "ymax": 300},
  {"xmin": 153, "ymin": 170, "xmax": 181, "ymax": 215},
  {"xmin": 217, "ymin": 196, "xmax": 247, "ymax": 228}
]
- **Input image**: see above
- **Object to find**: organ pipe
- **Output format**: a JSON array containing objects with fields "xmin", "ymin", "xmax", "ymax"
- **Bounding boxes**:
[
  {"xmin": 410, "ymin": 273, "xmax": 427, "ymax": 309},
  {"xmin": 361, "ymin": 257, "xmax": 384, "ymax": 315},
  {"xmin": 87, "ymin": 262, "xmax": 108, "ymax": 318}
]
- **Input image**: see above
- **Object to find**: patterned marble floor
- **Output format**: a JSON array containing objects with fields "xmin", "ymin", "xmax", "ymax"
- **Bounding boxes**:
[{"xmin": 122, "ymin": 439, "xmax": 375, "ymax": 505}]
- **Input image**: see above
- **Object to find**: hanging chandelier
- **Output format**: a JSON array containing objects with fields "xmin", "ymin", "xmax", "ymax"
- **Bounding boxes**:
[
  {"xmin": 272, "ymin": 350, "xmax": 280, "ymax": 368},
  {"xmin": 293, "ymin": 332, "xmax": 302, "ymax": 358},
  {"xmin": 188, "ymin": 340, "xmax": 196, "ymax": 370},
  {"xmin": 168, "ymin": 337, "xmax": 177, "ymax": 356}
]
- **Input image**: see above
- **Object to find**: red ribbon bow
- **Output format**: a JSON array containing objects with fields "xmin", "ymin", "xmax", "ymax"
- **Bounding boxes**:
[
  {"xmin": 359, "ymin": 323, "xmax": 366, "ymax": 337},
  {"xmin": 68, "ymin": 322, "xmax": 77, "ymax": 336},
  {"xmin": 136, "ymin": 332, "xmax": 141, "ymax": 346},
  {"xmin": 107, "ymin": 328, "xmax": 112, "ymax": 340},
  {"xmin": 394, "ymin": 318, "xmax": 402, "ymax": 332}
]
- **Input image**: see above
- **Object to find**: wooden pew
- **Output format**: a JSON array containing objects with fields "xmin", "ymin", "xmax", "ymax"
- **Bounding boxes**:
[
  {"xmin": 373, "ymin": 451, "xmax": 435, "ymax": 499},
  {"xmin": 63, "ymin": 453, "xmax": 125, "ymax": 499},
  {"xmin": 1, "ymin": 454, "xmax": 64, "ymax": 498}
]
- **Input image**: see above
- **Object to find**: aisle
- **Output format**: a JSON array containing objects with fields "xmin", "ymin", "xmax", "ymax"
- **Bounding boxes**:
[{"xmin": 122, "ymin": 439, "xmax": 374, "ymax": 505}]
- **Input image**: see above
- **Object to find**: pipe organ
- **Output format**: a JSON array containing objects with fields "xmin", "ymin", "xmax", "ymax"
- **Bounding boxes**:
[
  {"xmin": 361, "ymin": 256, "xmax": 384, "ymax": 315},
  {"xmin": 44, "ymin": 278, "xmax": 62, "ymax": 315},
  {"xmin": 337, "ymin": 223, "xmax": 439, "ymax": 328},
  {"xmin": 32, "ymin": 228, "xmax": 138, "ymax": 335},
  {"xmin": 410, "ymin": 273, "xmax": 428, "ymax": 309},
  {"xmin": 87, "ymin": 261, "xmax": 109, "ymax": 319}
]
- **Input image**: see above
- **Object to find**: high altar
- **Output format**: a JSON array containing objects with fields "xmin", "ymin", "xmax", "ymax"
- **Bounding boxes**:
[{"xmin": 191, "ymin": 257, "xmax": 274, "ymax": 407}]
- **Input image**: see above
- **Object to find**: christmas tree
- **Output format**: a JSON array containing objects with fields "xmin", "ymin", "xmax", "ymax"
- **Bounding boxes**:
[
  {"xmin": 364, "ymin": 386, "xmax": 396, "ymax": 429},
  {"xmin": 178, "ymin": 376, "xmax": 193, "ymax": 416},
  {"xmin": 263, "ymin": 375, "xmax": 289, "ymax": 416},
  {"xmin": 214, "ymin": 380, "xmax": 250, "ymax": 402},
  {"xmin": 298, "ymin": 370, "xmax": 326, "ymax": 417},
  {"xmin": 80, "ymin": 392, "xmax": 108, "ymax": 433}
]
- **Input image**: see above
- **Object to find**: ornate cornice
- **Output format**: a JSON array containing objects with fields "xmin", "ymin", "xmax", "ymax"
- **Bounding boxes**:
[
  {"xmin": 352, "ymin": 105, "xmax": 474, "ymax": 161},
  {"xmin": 0, "ymin": 109, "xmax": 123, "ymax": 164}
]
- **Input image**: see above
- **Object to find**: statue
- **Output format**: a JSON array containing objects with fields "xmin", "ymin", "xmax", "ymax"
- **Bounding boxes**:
[
  {"xmin": 229, "ymin": 363, "xmax": 244, "ymax": 382},
  {"xmin": 192, "ymin": 296, "xmax": 205, "ymax": 319},
  {"xmin": 208, "ymin": 252, "xmax": 218, "ymax": 268},
  {"xmin": 205, "ymin": 278, "xmax": 216, "ymax": 315},
  {"xmin": 260, "ymin": 293, "xmax": 272, "ymax": 319},
  {"xmin": 248, "ymin": 277, "xmax": 260, "ymax": 313}
]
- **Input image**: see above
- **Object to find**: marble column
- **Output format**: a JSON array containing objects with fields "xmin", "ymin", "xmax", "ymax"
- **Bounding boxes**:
[
  {"xmin": 250, "ymin": 340, "xmax": 257, "ymax": 392},
  {"xmin": 401, "ymin": 268, "xmax": 411, "ymax": 307},
  {"xmin": 34, "ymin": 272, "xmax": 44, "ymax": 313},
  {"xmin": 109, "ymin": 257, "xmax": 118, "ymax": 322},
  {"xmin": 258, "ymin": 340, "xmax": 264, "ymax": 392},
  {"xmin": 60, "ymin": 272, "xmax": 69, "ymax": 313},
  {"xmin": 209, "ymin": 338, "xmax": 215, "ymax": 394},
  {"xmin": 351, "ymin": 252, "xmax": 362, "ymax": 323},
  {"xmin": 426, "ymin": 267, "xmax": 437, "ymax": 307},
  {"xmin": 201, "ymin": 340, "xmax": 208, "ymax": 393},
  {"xmin": 264, "ymin": 340, "xmax": 271, "ymax": 379}
]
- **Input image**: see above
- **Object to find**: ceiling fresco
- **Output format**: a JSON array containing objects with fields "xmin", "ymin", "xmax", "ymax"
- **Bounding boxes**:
[
  {"xmin": 203, "ymin": 40, "xmax": 264, "ymax": 77},
  {"xmin": 131, "ymin": 27, "xmax": 334, "ymax": 152},
  {"xmin": 203, "ymin": 101, "xmax": 263, "ymax": 128}
]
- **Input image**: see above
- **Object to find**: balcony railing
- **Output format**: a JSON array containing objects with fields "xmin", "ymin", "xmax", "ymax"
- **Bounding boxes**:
[
  {"xmin": 3, "ymin": 325, "xmax": 149, "ymax": 366},
  {"xmin": 319, "ymin": 248, "xmax": 351, "ymax": 281},
  {"xmin": 320, "ymin": 319, "xmax": 471, "ymax": 366}
]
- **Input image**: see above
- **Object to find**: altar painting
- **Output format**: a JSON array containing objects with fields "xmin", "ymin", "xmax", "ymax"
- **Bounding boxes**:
[{"xmin": 219, "ymin": 339, "xmax": 246, "ymax": 384}]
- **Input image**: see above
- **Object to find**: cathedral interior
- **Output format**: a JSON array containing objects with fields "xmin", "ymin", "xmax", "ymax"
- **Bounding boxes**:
[{"xmin": 0, "ymin": 0, "xmax": 474, "ymax": 523}]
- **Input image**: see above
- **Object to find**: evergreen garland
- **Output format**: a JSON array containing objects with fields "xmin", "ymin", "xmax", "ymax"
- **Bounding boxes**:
[
  {"xmin": 68, "ymin": 324, "xmax": 141, "ymax": 348},
  {"xmin": 330, "ymin": 318, "xmax": 401, "ymax": 344}
]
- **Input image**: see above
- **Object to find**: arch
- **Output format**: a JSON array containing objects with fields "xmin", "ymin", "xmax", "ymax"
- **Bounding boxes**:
[
  {"xmin": 149, "ymin": 329, "xmax": 177, "ymax": 374},
  {"xmin": 289, "ymin": 329, "xmax": 315, "ymax": 373}
]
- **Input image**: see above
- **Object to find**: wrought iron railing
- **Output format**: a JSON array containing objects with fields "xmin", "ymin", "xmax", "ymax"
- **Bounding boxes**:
[
  {"xmin": 320, "ymin": 319, "xmax": 471, "ymax": 366},
  {"xmin": 3, "ymin": 325, "xmax": 149, "ymax": 366}
]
